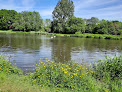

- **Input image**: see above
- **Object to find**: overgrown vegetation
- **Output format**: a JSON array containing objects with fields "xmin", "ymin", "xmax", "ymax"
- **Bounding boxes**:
[
  {"xmin": 0, "ymin": 55, "xmax": 22, "ymax": 74},
  {"xmin": 0, "ymin": 55, "xmax": 122, "ymax": 92},
  {"xmin": 31, "ymin": 60, "xmax": 100, "ymax": 92},
  {"xmin": 93, "ymin": 55, "xmax": 122, "ymax": 92}
]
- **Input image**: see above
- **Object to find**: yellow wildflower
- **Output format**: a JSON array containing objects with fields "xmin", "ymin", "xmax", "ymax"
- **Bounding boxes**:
[
  {"xmin": 64, "ymin": 71, "xmax": 68, "ymax": 74},
  {"xmin": 105, "ymin": 89, "xmax": 109, "ymax": 92}
]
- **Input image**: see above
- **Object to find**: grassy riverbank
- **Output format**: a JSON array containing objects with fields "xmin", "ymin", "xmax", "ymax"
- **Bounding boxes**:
[
  {"xmin": 0, "ymin": 55, "xmax": 122, "ymax": 92},
  {"xmin": 0, "ymin": 30, "xmax": 29, "ymax": 34},
  {"xmin": 0, "ymin": 56, "xmax": 53, "ymax": 92},
  {"xmin": 0, "ymin": 30, "xmax": 122, "ymax": 40}
]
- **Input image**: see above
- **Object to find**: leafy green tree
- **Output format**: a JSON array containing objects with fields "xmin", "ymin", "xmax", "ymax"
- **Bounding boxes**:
[
  {"xmin": 43, "ymin": 19, "xmax": 51, "ymax": 27},
  {"xmin": 52, "ymin": 0, "xmax": 74, "ymax": 33},
  {"xmin": 85, "ymin": 17, "xmax": 99, "ymax": 33},
  {"xmin": 86, "ymin": 17, "xmax": 99, "ymax": 24},
  {"xmin": 12, "ymin": 11, "xmax": 43, "ymax": 31},
  {"xmin": 65, "ymin": 17, "xmax": 85, "ymax": 34},
  {"xmin": 0, "ymin": 9, "xmax": 17, "ymax": 30},
  {"xmin": 43, "ymin": 19, "xmax": 51, "ymax": 32},
  {"xmin": 93, "ymin": 20, "xmax": 122, "ymax": 35},
  {"xmin": 86, "ymin": 23, "xmax": 96, "ymax": 33},
  {"xmin": 90, "ymin": 17, "xmax": 99, "ymax": 24},
  {"xmin": 12, "ymin": 13, "xmax": 24, "ymax": 31}
]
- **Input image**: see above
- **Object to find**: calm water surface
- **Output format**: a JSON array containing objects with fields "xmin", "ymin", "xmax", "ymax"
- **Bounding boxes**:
[{"xmin": 0, "ymin": 33, "xmax": 122, "ymax": 73}]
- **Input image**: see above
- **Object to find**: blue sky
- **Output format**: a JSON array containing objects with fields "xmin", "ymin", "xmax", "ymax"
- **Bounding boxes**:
[{"xmin": 0, "ymin": 0, "xmax": 122, "ymax": 21}]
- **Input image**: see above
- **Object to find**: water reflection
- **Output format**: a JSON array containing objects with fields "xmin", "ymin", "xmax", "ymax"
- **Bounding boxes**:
[
  {"xmin": 0, "ymin": 33, "xmax": 122, "ymax": 73},
  {"xmin": 0, "ymin": 33, "xmax": 42, "ymax": 51},
  {"xmin": 51, "ymin": 37, "xmax": 74, "ymax": 62}
]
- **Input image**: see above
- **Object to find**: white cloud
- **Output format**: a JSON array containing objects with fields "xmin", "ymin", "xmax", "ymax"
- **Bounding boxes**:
[
  {"xmin": 74, "ymin": 0, "xmax": 122, "ymax": 21},
  {"xmin": 0, "ymin": 0, "xmax": 36, "ymax": 11},
  {"xmin": 95, "ymin": 5, "xmax": 122, "ymax": 12},
  {"xmin": 74, "ymin": 0, "xmax": 96, "ymax": 11},
  {"xmin": 74, "ymin": 0, "xmax": 118, "ymax": 11}
]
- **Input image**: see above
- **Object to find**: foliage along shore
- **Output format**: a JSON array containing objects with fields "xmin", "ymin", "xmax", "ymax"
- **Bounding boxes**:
[
  {"xmin": 0, "ymin": 30, "xmax": 122, "ymax": 40},
  {"xmin": 0, "ymin": 55, "xmax": 122, "ymax": 92}
]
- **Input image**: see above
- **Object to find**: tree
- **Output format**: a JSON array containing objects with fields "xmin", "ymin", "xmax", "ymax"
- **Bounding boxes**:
[
  {"xmin": 43, "ymin": 19, "xmax": 51, "ymax": 27},
  {"xmin": 12, "ymin": 11, "xmax": 43, "ymax": 31},
  {"xmin": 86, "ymin": 17, "xmax": 99, "ymax": 24},
  {"xmin": 43, "ymin": 19, "xmax": 51, "ymax": 32},
  {"xmin": 12, "ymin": 13, "xmax": 25, "ymax": 31},
  {"xmin": 52, "ymin": 0, "xmax": 74, "ymax": 33},
  {"xmin": 90, "ymin": 17, "xmax": 99, "ymax": 24},
  {"xmin": 65, "ymin": 17, "xmax": 85, "ymax": 34},
  {"xmin": 0, "ymin": 9, "xmax": 17, "ymax": 30},
  {"xmin": 86, "ymin": 23, "xmax": 96, "ymax": 33}
]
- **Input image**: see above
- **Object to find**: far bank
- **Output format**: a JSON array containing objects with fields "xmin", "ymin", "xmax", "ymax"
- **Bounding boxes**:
[{"xmin": 0, "ymin": 30, "xmax": 122, "ymax": 40}]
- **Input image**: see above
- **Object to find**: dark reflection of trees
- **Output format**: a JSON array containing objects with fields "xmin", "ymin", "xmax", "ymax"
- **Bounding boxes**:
[
  {"xmin": 51, "ymin": 37, "xmax": 84, "ymax": 62},
  {"xmin": 51, "ymin": 37, "xmax": 122, "ymax": 62},
  {"xmin": 83, "ymin": 38, "xmax": 122, "ymax": 52},
  {"xmin": 0, "ymin": 33, "xmax": 42, "ymax": 52}
]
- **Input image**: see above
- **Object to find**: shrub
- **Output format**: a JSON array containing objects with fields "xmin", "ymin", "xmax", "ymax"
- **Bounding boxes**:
[
  {"xmin": 75, "ymin": 31, "xmax": 82, "ymax": 34},
  {"xmin": 93, "ymin": 55, "xmax": 122, "ymax": 81},
  {"xmin": 31, "ymin": 60, "xmax": 100, "ymax": 91},
  {"xmin": 0, "ymin": 55, "xmax": 22, "ymax": 74}
]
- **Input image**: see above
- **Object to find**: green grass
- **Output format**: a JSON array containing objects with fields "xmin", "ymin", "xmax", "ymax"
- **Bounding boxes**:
[
  {"xmin": 1, "ymin": 30, "xmax": 122, "ymax": 40},
  {"xmin": 0, "ymin": 54, "xmax": 122, "ymax": 92},
  {"xmin": 0, "ymin": 30, "xmax": 30, "ymax": 34},
  {"xmin": 0, "ymin": 56, "xmax": 51, "ymax": 92},
  {"xmin": 0, "ymin": 72, "xmax": 42, "ymax": 92},
  {"xmin": 70, "ymin": 33, "xmax": 122, "ymax": 40}
]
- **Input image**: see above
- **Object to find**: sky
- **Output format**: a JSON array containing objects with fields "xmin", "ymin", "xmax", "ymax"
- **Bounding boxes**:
[{"xmin": 0, "ymin": 0, "xmax": 122, "ymax": 21}]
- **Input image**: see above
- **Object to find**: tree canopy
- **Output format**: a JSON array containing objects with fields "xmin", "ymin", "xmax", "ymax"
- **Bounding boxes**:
[
  {"xmin": 0, "ymin": 6, "xmax": 122, "ymax": 35},
  {"xmin": 12, "ymin": 11, "xmax": 43, "ymax": 31},
  {"xmin": 65, "ymin": 17, "xmax": 85, "ymax": 34},
  {"xmin": 0, "ymin": 9, "xmax": 43, "ymax": 31},
  {"xmin": 0, "ymin": 9, "xmax": 17, "ymax": 30},
  {"xmin": 52, "ymin": 0, "xmax": 74, "ymax": 33}
]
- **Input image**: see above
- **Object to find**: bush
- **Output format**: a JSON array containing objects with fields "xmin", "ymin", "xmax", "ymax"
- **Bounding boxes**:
[
  {"xmin": 75, "ymin": 31, "xmax": 82, "ymax": 34},
  {"xmin": 93, "ymin": 55, "xmax": 122, "ymax": 81},
  {"xmin": 31, "ymin": 60, "xmax": 100, "ymax": 91},
  {"xmin": 0, "ymin": 55, "xmax": 22, "ymax": 74}
]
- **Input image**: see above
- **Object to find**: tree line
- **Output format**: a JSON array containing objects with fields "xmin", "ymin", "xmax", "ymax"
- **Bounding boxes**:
[
  {"xmin": 51, "ymin": 0, "xmax": 122, "ymax": 35},
  {"xmin": 0, "ymin": 0, "xmax": 122, "ymax": 35},
  {"xmin": 0, "ymin": 9, "xmax": 44, "ymax": 31}
]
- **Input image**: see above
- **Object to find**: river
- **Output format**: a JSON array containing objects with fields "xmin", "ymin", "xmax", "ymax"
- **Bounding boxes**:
[{"xmin": 0, "ymin": 33, "xmax": 122, "ymax": 73}]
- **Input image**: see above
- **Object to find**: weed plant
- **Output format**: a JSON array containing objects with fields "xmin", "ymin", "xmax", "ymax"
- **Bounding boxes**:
[
  {"xmin": 93, "ymin": 55, "xmax": 122, "ymax": 92},
  {"xmin": 0, "ymin": 56, "xmax": 22, "ymax": 74},
  {"xmin": 31, "ymin": 60, "xmax": 106, "ymax": 92}
]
